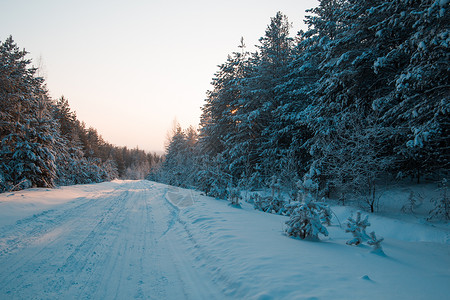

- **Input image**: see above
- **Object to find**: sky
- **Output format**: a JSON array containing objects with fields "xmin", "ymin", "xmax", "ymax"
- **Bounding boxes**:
[{"xmin": 1, "ymin": 0, "xmax": 318, "ymax": 153}]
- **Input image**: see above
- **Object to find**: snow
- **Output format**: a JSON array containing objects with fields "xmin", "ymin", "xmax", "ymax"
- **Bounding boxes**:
[{"xmin": 0, "ymin": 180, "xmax": 449, "ymax": 299}]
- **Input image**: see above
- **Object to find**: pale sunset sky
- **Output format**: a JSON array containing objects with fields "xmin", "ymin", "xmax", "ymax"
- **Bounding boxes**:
[{"xmin": 1, "ymin": 0, "xmax": 318, "ymax": 153}]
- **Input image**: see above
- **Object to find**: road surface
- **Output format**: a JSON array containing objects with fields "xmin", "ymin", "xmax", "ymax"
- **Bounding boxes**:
[{"xmin": 0, "ymin": 180, "xmax": 226, "ymax": 299}]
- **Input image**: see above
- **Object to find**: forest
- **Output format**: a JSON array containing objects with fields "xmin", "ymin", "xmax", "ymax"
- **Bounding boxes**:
[
  {"xmin": 0, "ymin": 1, "xmax": 449, "ymax": 297},
  {"xmin": 0, "ymin": 36, "xmax": 161, "ymax": 192},
  {"xmin": 1, "ymin": 0, "xmax": 449, "ymax": 219},
  {"xmin": 150, "ymin": 0, "xmax": 449, "ymax": 216}
]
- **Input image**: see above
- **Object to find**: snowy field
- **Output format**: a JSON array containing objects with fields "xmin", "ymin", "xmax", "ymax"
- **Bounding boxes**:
[{"xmin": 0, "ymin": 180, "xmax": 449, "ymax": 299}]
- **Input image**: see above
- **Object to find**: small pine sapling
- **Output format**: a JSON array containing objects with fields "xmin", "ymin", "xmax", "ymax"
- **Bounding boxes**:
[
  {"xmin": 285, "ymin": 201, "xmax": 330, "ymax": 240},
  {"xmin": 253, "ymin": 195, "xmax": 286, "ymax": 215},
  {"xmin": 367, "ymin": 231, "xmax": 385, "ymax": 254},
  {"xmin": 253, "ymin": 194, "xmax": 269, "ymax": 211},
  {"xmin": 320, "ymin": 199, "xmax": 332, "ymax": 226},
  {"xmin": 345, "ymin": 212, "xmax": 385, "ymax": 254},
  {"xmin": 285, "ymin": 172, "xmax": 332, "ymax": 240},
  {"xmin": 251, "ymin": 193, "xmax": 261, "ymax": 206},
  {"xmin": 428, "ymin": 178, "xmax": 449, "ymax": 221},
  {"xmin": 401, "ymin": 190, "xmax": 423, "ymax": 214},
  {"xmin": 251, "ymin": 185, "xmax": 286, "ymax": 215},
  {"xmin": 345, "ymin": 211, "xmax": 370, "ymax": 245},
  {"xmin": 285, "ymin": 190, "xmax": 331, "ymax": 241},
  {"xmin": 227, "ymin": 186, "xmax": 242, "ymax": 208},
  {"xmin": 246, "ymin": 193, "xmax": 257, "ymax": 204},
  {"xmin": 268, "ymin": 197, "xmax": 286, "ymax": 215},
  {"xmin": 270, "ymin": 176, "xmax": 282, "ymax": 198}
]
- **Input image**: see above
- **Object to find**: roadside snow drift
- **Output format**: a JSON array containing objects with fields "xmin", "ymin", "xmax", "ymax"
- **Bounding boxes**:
[{"xmin": 0, "ymin": 180, "xmax": 449, "ymax": 299}]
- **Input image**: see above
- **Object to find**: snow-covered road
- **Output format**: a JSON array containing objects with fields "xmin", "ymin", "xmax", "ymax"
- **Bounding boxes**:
[
  {"xmin": 0, "ymin": 180, "xmax": 449, "ymax": 299},
  {"xmin": 0, "ymin": 181, "xmax": 224, "ymax": 299}
]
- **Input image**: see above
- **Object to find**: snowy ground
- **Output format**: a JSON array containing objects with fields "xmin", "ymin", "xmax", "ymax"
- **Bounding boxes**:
[{"xmin": 0, "ymin": 180, "xmax": 449, "ymax": 299}]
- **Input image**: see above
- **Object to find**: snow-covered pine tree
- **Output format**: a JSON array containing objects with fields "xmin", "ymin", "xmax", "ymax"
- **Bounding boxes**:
[
  {"xmin": 367, "ymin": 231, "xmax": 384, "ymax": 254},
  {"xmin": 428, "ymin": 178, "xmax": 449, "ymax": 221},
  {"xmin": 0, "ymin": 36, "xmax": 58, "ymax": 190},
  {"xmin": 285, "ymin": 200, "xmax": 330, "ymax": 240},
  {"xmin": 401, "ymin": 190, "xmax": 423, "ymax": 214},
  {"xmin": 159, "ymin": 125, "xmax": 187, "ymax": 186},
  {"xmin": 198, "ymin": 38, "xmax": 252, "ymax": 187},
  {"xmin": 250, "ymin": 176, "xmax": 285, "ymax": 214},
  {"xmin": 223, "ymin": 49, "xmax": 264, "ymax": 189},
  {"xmin": 183, "ymin": 126, "xmax": 199, "ymax": 188},
  {"xmin": 366, "ymin": 0, "xmax": 449, "ymax": 181},
  {"xmin": 268, "ymin": 24, "xmax": 326, "ymax": 190},
  {"xmin": 302, "ymin": 0, "xmax": 442, "ymax": 202},
  {"xmin": 285, "ymin": 174, "xmax": 331, "ymax": 240},
  {"xmin": 199, "ymin": 39, "xmax": 247, "ymax": 158},
  {"xmin": 248, "ymin": 12, "xmax": 294, "ymax": 184},
  {"xmin": 52, "ymin": 96, "xmax": 85, "ymax": 185},
  {"xmin": 345, "ymin": 211, "xmax": 371, "ymax": 245},
  {"xmin": 153, "ymin": 124, "xmax": 200, "ymax": 189},
  {"xmin": 195, "ymin": 152, "xmax": 234, "ymax": 199},
  {"xmin": 203, "ymin": 12, "xmax": 295, "ymax": 190},
  {"xmin": 227, "ymin": 183, "xmax": 241, "ymax": 207}
]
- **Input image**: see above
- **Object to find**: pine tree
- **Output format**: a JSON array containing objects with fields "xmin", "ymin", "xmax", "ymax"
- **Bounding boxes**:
[
  {"xmin": 199, "ymin": 38, "xmax": 248, "ymax": 158},
  {"xmin": 52, "ymin": 96, "xmax": 85, "ymax": 185},
  {"xmin": 367, "ymin": 231, "xmax": 384, "ymax": 254},
  {"xmin": 199, "ymin": 38, "xmax": 254, "ymax": 186},
  {"xmin": 345, "ymin": 212, "xmax": 371, "ymax": 245},
  {"xmin": 0, "ymin": 36, "xmax": 58, "ymax": 190},
  {"xmin": 374, "ymin": 0, "xmax": 450, "ymax": 180},
  {"xmin": 155, "ymin": 124, "xmax": 199, "ymax": 188},
  {"xmin": 246, "ymin": 12, "xmax": 294, "ymax": 184},
  {"xmin": 302, "ymin": 0, "xmax": 447, "ymax": 198},
  {"xmin": 428, "ymin": 178, "xmax": 449, "ymax": 221},
  {"xmin": 285, "ymin": 200, "xmax": 330, "ymax": 240}
]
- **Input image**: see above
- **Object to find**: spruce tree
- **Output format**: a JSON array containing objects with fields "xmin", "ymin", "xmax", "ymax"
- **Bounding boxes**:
[
  {"xmin": 0, "ymin": 36, "xmax": 57, "ymax": 190},
  {"xmin": 199, "ymin": 38, "xmax": 252, "ymax": 185},
  {"xmin": 246, "ymin": 12, "xmax": 293, "ymax": 184}
]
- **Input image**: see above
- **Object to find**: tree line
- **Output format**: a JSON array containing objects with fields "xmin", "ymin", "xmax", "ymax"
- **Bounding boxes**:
[
  {"xmin": 0, "ymin": 36, "xmax": 161, "ymax": 192},
  {"xmin": 151, "ymin": 0, "xmax": 449, "ymax": 207}
]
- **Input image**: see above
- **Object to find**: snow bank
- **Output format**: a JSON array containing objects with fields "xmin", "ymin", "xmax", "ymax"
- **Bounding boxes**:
[{"xmin": 170, "ymin": 185, "xmax": 450, "ymax": 299}]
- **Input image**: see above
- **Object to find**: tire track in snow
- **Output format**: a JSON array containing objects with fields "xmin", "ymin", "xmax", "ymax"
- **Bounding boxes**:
[
  {"xmin": 0, "ymin": 185, "xmax": 130, "ymax": 298},
  {"xmin": 0, "ymin": 185, "xmax": 125, "ymax": 258},
  {"xmin": 136, "ymin": 183, "xmax": 168, "ymax": 299},
  {"xmin": 67, "ymin": 181, "xmax": 166, "ymax": 300},
  {"xmin": 161, "ymin": 187, "xmax": 242, "ymax": 298},
  {"xmin": 158, "ymin": 187, "xmax": 180, "ymax": 240},
  {"xmin": 48, "ymin": 190, "xmax": 131, "ymax": 297},
  {"xmin": 0, "ymin": 196, "xmax": 98, "ymax": 257}
]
